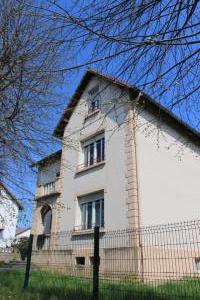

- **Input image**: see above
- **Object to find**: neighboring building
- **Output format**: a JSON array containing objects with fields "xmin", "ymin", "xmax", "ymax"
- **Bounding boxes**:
[
  {"xmin": 0, "ymin": 183, "xmax": 23, "ymax": 247},
  {"xmin": 15, "ymin": 227, "xmax": 31, "ymax": 240},
  {"xmin": 31, "ymin": 69, "xmax": 200, "ymax": 275}
]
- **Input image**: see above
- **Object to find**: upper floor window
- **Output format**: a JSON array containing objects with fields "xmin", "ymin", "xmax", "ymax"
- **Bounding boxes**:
[
  {"xmin": 84, "ymin": 135, "xmax": 105, "ymax": 168},
  {"xmin": 43, "ymin": 182, "xmax": 55, "ymax": 195},
  {"xmin": 88, "ymin": 86, "xmax": 100, "ymax": 114}
]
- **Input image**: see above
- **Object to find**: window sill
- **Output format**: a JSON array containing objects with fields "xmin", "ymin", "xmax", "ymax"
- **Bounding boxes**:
[
  {"xmin": 75, "ymin": 161, "xmax": 105, "ymax": 175},
  {"xmin": 72, "ymin": 228, "xmax": 106, "ymax": 236},
  {"xmin": 84, "ymin": 109, "xmax": 100, "ymax": 121}
]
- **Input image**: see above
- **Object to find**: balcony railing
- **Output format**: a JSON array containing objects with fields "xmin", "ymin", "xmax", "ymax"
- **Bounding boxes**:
[
  {"xmin": 76, "ymin": 159, "xmax": 105, "ymax": 173},
  {"xmin": 73, "ymin": 224, "xmax": 105, "ymax": 233},
  {"xmin": 36, "ymin": 177, "xmax": 61, "ymax": 200},
  {"xmin": 44, "ymin": 182, "xmax": 55, "ymax": 195}
]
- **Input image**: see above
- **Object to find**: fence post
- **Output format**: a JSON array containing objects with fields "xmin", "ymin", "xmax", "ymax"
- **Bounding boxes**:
[
  {"xmin": 93, "ymin": 226, "xmax": 100, "ymax": 300},
  {"xmin": 23, "ymin": 234, "xmax": 33, "ymax": 289}
]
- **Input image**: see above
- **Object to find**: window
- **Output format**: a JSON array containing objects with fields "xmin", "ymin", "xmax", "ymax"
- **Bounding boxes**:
[
  {"xmin": 90, "ymin": 256, "xmax": 100, "ymax": 266},
  {"xmin": 195, "ymin": 258, "xmax": 200, "ymax": 273},
  {"xmin": 37, "ymin": 205, "xmax": 52, "ymax": 250},
  {"xmin": 80, "ymin": 198, "xmax": 104, "ymax": 230},
  {"xmin": 41, "ymin": 205, "xmax": 52, "ymax": 235},
  {"xmin": 90, "ymin": 256, "xmax": 94, "ymax": 265},
  {"xmin": 0, "ymin": 229, "xmax": 4, "ymax": 239},
  {"xmin": 88, "ymin": 86, "xmax": 100, "ymax": 114},
  {"xmin": 84, "ymin": 136, "xmax": 105, "ymax": 168},
  {"xmin": 43, "ymin": 182, "xmax": 55, "ymax": 195},
  {"xmin": 76, "ymin": 257, "xmax": 85, "ymax": 265}
]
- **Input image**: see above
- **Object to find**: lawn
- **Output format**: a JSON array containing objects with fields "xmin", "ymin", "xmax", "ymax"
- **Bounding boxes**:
[{"xmin": 0, "ymin": 269, "xmax": 199, "ymax": 300}]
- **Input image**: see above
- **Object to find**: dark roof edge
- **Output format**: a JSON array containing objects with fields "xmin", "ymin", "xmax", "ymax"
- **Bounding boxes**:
[
  {"xmin": 53, "ymin": 68, "xmax": 200, "ymax": 142},
  {"xmin": 53, "ymin": 69, "xmax": 93, "ymax": 137},
  {"xmin": 15, "ymin": 227, "xmax": 31, "ymax": 236},
  {"xmin": 32, "ymin": 150, "xmax": 62, "ymax": 167},
  {"xmin": 0, "ymin": 182, "xmax": 23, "ymax": 210},
  {"xmin": 129, "ymin": 87, "xmax": 200, "ymax": 141}
]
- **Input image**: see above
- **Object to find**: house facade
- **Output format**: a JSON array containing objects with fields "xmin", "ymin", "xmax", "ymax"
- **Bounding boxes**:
[
  {"xmin": 32, "ymin": 69, "xmax": 199, "ymax": 238},
  {"xmin": 0, "ymin": 183, "xmax": 23, "ymax": 248},
  {"xmin": 31, "ymin": 70, "xmax": 200, "ymax": 277}
]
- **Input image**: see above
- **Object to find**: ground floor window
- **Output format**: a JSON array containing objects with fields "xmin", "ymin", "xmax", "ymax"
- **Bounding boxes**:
[
  {"xmin": 195, "ymin": 258, "xmax": 200, "ymax": 273},
  {"xmin": 0, "ymin": 229, "xmax": 4, "ymax": 239},
  {"xmin": 41, "ymin": 204, "xmax": 52, "ymax": 235},
  {"xmin": 80, "ymin": 198, "xmax": 104, "ymax": 230},
  {"xmin": 76, "ymin": 257, "xmax": 85, "ymax": 265}
]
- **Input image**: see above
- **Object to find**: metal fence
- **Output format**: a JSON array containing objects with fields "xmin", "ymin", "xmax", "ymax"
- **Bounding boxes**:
[{"xmin": 3, "ymin": 219, "xmax": 200, "ymax": 299}]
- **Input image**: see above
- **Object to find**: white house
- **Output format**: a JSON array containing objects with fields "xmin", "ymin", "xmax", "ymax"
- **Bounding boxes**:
[
  {"xmin": 15, "ymin": 227, "xmax": 31, "ymax": 240},
  {"xmin": 0, "ymin": 183, "xmax": 23, "ymax": 248},
  {"xmin": 32, "ymin": 68, "xmax": 200, "ymax": 240}
]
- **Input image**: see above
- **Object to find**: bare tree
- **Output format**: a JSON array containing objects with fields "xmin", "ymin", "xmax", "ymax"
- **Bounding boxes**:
[
  {"xmin": 43, "ymin": 0, "xmax": 200, "ymax": 129},
  {"xmin": 0, "ymin": 0, "xmax": 69, "ymax": 192},
  {"xmin": 0, "ymin": 0, "xmax": 199, "ymax": 226}
]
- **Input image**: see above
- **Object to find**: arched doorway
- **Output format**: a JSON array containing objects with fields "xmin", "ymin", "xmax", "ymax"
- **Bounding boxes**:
[
  {"xmin": 41, "ymin": 204, "xmax": 52, "ymax": 235},
  {"xmin": 37, "ymin": 204, "xmax": 52, "ymax": 250}
]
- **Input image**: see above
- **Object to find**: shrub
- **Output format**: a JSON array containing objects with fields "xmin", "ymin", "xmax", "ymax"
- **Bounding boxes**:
[{"xmin": 14, "ymin": 237, "xmax": 29, "ymax": 261}]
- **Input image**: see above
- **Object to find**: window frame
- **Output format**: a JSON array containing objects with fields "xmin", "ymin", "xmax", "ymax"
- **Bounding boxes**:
[
  {"xmin": 0, "ymin": 229, "xmax": 4, "ymax": 239},
  {"xmin": 41, "ymin": 205, "xmax": 52, "ymax": 235},
  {"xmin": 80, "ymin": 198, "xmax": 104, "ymax": 230},
  {"xmin": 195, "ymin": 258, "xmax": 200, "ymax": 273},
  {"xmin": 76, "ymin": 256, "xmax": 85, "ymax": 265},
  {"xmin": 88, "ymin": 86, "xmax": 101, "ymax": 114},
  {"xmin": 83, "ymin": 134, "xmax": 105, "ymax": 168}
]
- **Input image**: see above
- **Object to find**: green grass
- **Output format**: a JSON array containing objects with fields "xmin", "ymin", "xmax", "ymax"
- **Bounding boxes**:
[{"xmin": 0, "ymin": 269, "xmax": 199, "ymax": 300}]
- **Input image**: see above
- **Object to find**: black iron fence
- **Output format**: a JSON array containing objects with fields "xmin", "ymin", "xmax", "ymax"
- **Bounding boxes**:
[{"xmin": 1, "ymin": 219, "xmax": 200, "ymax": 299}]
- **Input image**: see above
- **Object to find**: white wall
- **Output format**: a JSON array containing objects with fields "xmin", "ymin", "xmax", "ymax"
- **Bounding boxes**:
[
  {"xmin": 16, "ymin": 229, "xmax": 31, "ymax": 240},
  {"xmin": 0, "ymin": 188, "xmax": 19, "ymax": 247},
  {"xmin": 136, "ymin": 109, "xmax": 200, "ymax": 226},
  {"xmin": 59, "ymin": 77, "xmax": 129, "ymax": 231}
]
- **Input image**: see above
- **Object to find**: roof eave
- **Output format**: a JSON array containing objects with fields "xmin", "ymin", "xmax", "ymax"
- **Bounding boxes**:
[
  {"xmin": 53, "ymin": 68, "xmax": 200, "ymax": 142},
  {"xmin": 32, "ymin": 150, "xmax": 62, "ymax": 167},
  {"xmin": 53, "ymin": 69, "xmax": 95, "ymax": 138},
  {"xmin": 0, "ymin": 182, "xmax": 23, "ymax": 210}
]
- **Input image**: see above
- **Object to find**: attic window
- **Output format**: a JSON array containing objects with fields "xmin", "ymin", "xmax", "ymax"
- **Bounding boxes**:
[{"xmin": 88, "ymin": 86, "xmax": 100, "ymax": 114}]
